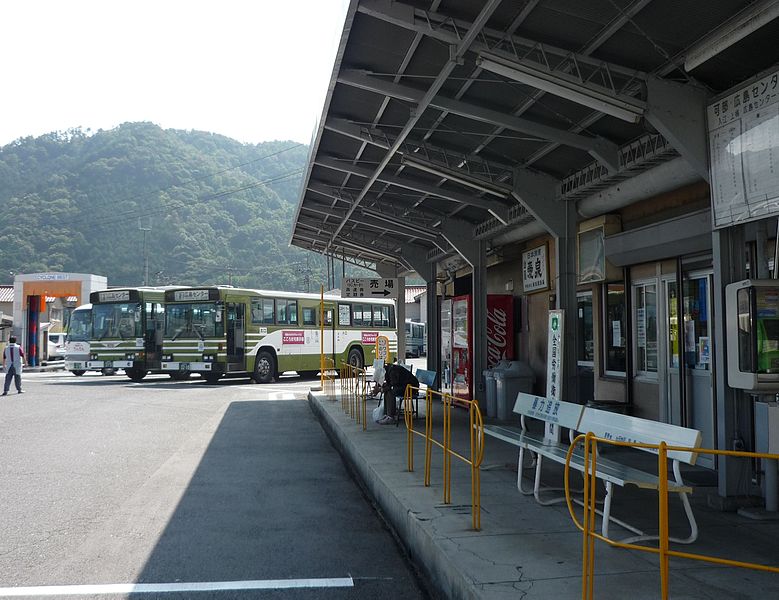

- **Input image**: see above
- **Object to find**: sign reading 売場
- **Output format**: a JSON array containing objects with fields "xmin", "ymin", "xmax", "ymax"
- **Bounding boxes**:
[{"xmin": 342, "ymin": 278, "xmax": 398, "ymax": 299}]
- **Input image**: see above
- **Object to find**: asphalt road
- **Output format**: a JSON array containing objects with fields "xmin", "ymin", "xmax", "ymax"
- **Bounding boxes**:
[{"xmin": 0, "ymin": 370, "xmax": 430, "ymax": 599}]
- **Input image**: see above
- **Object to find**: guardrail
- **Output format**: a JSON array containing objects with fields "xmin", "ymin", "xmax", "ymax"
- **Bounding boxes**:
[
  {"xmin": 403, "ymin": 385, "xmax": 485, "ymax": 530},
  {"xmin": 339, "ymin": 363, "xmax": 369, "ymax": 430},
  {"xmin": 565, "ymin": 432, "xmax": 779, "ymax": 600},
  {"xmin": 321, "ymin": 357, "xmax": 337, "ymax": 398}
]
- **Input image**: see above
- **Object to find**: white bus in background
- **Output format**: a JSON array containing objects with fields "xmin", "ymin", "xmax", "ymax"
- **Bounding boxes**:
[
  {"xmin": 64, "ymin": 304, "xmax": 116, "ymax": 376},
  {"xmin": 405, "ymin": 320, "xmax": 426, "ymax": 358}
]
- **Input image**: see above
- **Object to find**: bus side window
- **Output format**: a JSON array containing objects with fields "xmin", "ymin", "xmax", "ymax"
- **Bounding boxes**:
[
  {"xmin": 353, "ymin": 304, "xmax": 363, "ymax": 327},
  {"xmin": 338, "ymin": 304, "xmax": 351, "ymax": 326},
  {"xmin": 288, "ymin": 300, "xmax": 298, "ymax": 324},
  {"xmin": 303, "ymin": 307, "xmax": 317, "ymax": 326},
  {"xmin": 277, "ymin": 299, "xmax": 298, "ymax": 325}
]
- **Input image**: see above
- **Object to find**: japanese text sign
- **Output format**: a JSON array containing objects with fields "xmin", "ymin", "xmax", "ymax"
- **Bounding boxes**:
[
  {"xmin": 342, "ymin": 277, "xmax": 398, "ymax": 299},
  {"xmin": 522, "ymin": 244, "xmax": 548, "ymax": 293}
]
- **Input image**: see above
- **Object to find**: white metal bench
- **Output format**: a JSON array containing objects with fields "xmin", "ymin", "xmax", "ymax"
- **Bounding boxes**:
[{"xmin": 484, "ymin": 392, "xmax": 702, "ymax": 544}]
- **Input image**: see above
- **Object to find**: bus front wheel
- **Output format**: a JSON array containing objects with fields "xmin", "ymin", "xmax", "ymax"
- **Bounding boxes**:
[
  {"xmin": 126, "ymin": 368, "xmax": 148, "ymax": 382},
  {"xmin": 253, "ymin": 351, "xmax": 276, "ymax": 384},
  {"xmin": 204, "ymin": 373, "xmax": 222, "ymax": 385},
  {"xmin": 347, "ymin": 347, "xmax": 364, "ymax": 369},
  {"xmin": 71, "ymin": 370, "xmax": 86, "ymax": 377}
]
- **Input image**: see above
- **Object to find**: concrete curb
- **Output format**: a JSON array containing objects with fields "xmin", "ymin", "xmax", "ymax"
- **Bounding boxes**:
[{"xmin": 309, "ymin": 391, "xmax": 478, "ymax": 600}]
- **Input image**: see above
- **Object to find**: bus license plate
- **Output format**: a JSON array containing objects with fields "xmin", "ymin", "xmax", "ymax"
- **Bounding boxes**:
[
  {"xmin": 179, "ymin": 363, "xmax": 190, "ymax": 371},
  {"xmin": 104, "ymin": 361, "xmax": 113, "ymax": 368}
]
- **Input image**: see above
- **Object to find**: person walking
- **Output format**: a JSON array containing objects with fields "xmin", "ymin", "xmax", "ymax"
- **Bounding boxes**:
[{"xmin": 2, "ymin": 336, "xmax": 25, "ymax": 395}]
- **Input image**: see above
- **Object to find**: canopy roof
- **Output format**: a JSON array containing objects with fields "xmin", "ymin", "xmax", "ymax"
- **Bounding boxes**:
[{"xmin": 292, "ymin": 0, "xmax": 779, "ymax": 275}]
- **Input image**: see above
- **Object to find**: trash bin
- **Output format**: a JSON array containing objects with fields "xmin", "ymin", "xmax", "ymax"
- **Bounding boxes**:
[
  {"xmin": 494, "ymin": 361, "xmax": 535, "ymax": 420},
  {"xmin": 483, "ymin": 360, "xmax": 510, "ymax": 418}
]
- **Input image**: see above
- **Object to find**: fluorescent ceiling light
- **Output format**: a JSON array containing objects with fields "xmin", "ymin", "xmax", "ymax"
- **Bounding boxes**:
[
  {"xmin": 401, "ymin": 156, "xmax": 509, "ymax": 197},
  {"xmin": 477, "ymin": 54, "xmax": 645, "ymax": 124}
]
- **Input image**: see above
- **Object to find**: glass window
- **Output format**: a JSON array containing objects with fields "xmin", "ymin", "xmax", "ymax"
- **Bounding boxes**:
[
  {"xmin": 667, "ymin": 281, "xmax": 680, "ymax": 369},
  {"xmin": 577, "ymin": 292, "xmax": 594, "ymax": 365},
  {"xmin": 251, "ymin": 299, "xmax": 275, "ymax": 324},
  {"xmin": 302, "ymin": 307, "xmax": 317, "ymax": 326},
  {"xmin": 353, "ymin": 304, "xmax": 371, "ymax": 327},
  {"xmin": 604, "ymin": 283, "xmax": 626, "ymax": 374},
  {"xmin": 325, "ymin": 308, "xmax": 334, "ymax": 326},
  {"xmin": 338, "ymin": 304, "xmax": 351, "ymax": 326},
  {"xmin": 578, "ymin": 227, "xmax": 606, "ymax": 283},
  {"xmin": 683, "ymin": 277, "xmax": 710, "ymax": 371},
  {"xmin": 738, "ymin": 287, "xmax": 753, "ymax": 372},
  {"xmin": 165, "ymin": 303, "xmax": 222, "ymax": 339},
  {"xmin": 92, "ymin": 302, "xmax": 142, "ymax": 340},
  {"xmin": 373, "ymin": 305, "xmax": 390, "ymax": 327},
  {"xmin": 276, "ymin": 299, "xmax": 298, "ymax": 325},
  {"xmin": 634, "ymin": 282, "xmax": 658, "ymax": 375}
]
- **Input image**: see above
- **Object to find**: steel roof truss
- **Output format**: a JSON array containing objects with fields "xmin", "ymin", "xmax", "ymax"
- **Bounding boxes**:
[
  {"xmin": 337, "ymin": 70, "xmax": 620, "ymax": 172},
  {"xmin": 315, "ymin": 154, "xmax": 510, "ymax": 223}
]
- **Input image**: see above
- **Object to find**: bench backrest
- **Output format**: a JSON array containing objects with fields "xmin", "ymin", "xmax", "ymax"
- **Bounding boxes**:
[
  {"xmin": 578, "ymin": 408, "xmax": 702, "ymax": 465},
  {"xmin": 416, "ymin": 369, "xmax": 437, "ymax": 388},
  {"xmin": 514, "ymin": 393, "xmax": 585, "ymax": 437}
]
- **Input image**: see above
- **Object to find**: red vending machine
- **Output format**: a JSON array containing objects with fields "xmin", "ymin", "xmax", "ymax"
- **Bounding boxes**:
[{"xmin": 452, "ymin": 294, "xmax": 472, "ymax": 401}]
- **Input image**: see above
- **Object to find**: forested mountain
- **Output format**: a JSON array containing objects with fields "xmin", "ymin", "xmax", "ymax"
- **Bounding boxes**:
[{"xmin": 0, "ymin": 122, "xmax": 365, "ymax": 290}]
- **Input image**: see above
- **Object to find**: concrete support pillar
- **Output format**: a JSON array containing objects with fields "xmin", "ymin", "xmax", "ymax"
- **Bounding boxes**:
[
  {"xmin": 712, "ymin": 226, "xmax": 749, "ymax": 497},
  {"xmin": 556, "ymin": 202, "xmax": 580, "ymax": 403},
  {"xmin": 426, "ymin": 263, "xmax": 441, "ymax": 380},
  {"xmin": 472, "ymin": 240, "xmax": 488, "ymax": 397}
]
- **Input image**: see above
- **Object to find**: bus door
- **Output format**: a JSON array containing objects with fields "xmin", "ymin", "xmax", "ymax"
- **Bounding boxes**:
[
  {"xmin": 226, "ymin": 303, "xmax": 245, "ymax": 367},
  {"xmin": 145, "ymin": 302, "xmax": 164, "ymax": 368}
]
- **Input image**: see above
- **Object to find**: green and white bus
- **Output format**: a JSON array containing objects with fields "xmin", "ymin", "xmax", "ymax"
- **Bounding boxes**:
[
  {"xmin": 160, "ymin": 286, "xmax": 398, "ymax": 384},
  {"xmin": 87, "ymin": 287, "xmax": 186, "ymax": 382}
]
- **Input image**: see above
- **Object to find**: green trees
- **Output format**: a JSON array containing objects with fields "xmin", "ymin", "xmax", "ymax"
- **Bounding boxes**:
[{"xmin": 0, "ymin": 123, "xmax": 366, "ymax": 290}]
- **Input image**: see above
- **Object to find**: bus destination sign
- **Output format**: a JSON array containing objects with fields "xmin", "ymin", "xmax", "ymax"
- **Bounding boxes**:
[
  {"xmin": 342, "ymin": 278, "xmax": 398, "ymax": 299},
  {"xmin": 99, "ymin": 290, "xmax": 131, "ymax": 303},
  {"xmin": 174, "ymin": 289, "xmax": 211, "ymax": 302}
]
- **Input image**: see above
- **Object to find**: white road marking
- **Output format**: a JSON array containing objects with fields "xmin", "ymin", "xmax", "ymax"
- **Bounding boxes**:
[{"xmin": 0, "ymin": 577, "xmax": 354, "ymax": 597}]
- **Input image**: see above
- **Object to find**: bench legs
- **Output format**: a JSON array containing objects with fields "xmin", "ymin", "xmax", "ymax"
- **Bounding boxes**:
[
  {"xmin": 517, "ymin": 450, "xmax": 574, "ymax": 506},
  {"xmin": 599, "ymin": 479, "xmax": 699, "ymax": 545}
]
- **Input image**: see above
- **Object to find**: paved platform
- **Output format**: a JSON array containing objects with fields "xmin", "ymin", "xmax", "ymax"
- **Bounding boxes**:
[{"xmin": 310, "ymin": 388, "xmax": 779, "ymax": 600}]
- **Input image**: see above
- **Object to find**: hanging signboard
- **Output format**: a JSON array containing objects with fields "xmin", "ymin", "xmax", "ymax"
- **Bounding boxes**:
[
  {"xmin": 522, "ymin": 244, "xmax": 549, "ymax": 293},
  {"xmin": 342, "ymin": 277, "xmax": 398, "ymax": 299},
  {"xmin": 545, "ymin": 309, "xmax": 564, "ymax": 443},
  {"xmin": 708, "ymin": 67, "xmax": 779, "ymax": 229}
]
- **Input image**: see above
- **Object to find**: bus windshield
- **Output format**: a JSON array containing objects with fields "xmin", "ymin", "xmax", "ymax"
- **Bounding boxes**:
[
  {"xmin": 165, "ymin": 303, "xmax": 222, "ymax": 340},
  {"xmin": 93, "ymin": 303, "xmax": 142, "ymax": 340},
  {"xmin": 67, "ymin": 309, "xmax": 92, "ymax": 342}
]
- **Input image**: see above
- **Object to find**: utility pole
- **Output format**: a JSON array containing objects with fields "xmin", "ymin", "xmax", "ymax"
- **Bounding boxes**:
[{"xmin": 139, "ymin": 220, "xmax": 151, "ymax": 286}]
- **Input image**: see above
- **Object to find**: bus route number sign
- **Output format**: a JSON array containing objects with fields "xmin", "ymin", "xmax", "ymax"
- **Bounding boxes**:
[
  {"xmin": 342, "ymin": 278, "xmax": 398, "ymax": 299},
  {"xmin": 376, "ymin": 335, "xmax": 391, "ymax": 362}
]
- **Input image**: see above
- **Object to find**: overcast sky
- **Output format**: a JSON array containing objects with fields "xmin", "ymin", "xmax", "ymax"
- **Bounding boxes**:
[{"xmin": 0, "ymin": 0, "xmax": 350, "ymax": 147}]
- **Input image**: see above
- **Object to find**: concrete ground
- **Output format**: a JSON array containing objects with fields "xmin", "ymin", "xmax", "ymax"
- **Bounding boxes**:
[{"xmin": 310, "ymin": 379, "xmax": 779, "ymax": 600}]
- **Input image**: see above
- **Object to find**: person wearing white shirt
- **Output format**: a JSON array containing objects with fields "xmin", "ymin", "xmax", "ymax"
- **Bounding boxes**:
[{"xmin": 2, "ymin": 336, "xmax": 25, "ymax": 395}]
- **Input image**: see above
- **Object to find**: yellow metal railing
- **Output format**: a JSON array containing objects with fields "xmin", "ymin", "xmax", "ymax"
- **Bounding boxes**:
[
  {"xmin": 321, "ymin": 357, "xmax": 337, "ymax": 398},
  {"xmin": 403, "ymin": 385, "xmax": 485, "ymax": 530},
  {"xmin": 565, "ymin": 433, "xmax": 779, "ymax": 600},
  {"xmin": 339, "ymin": 363, "xmax": 369, "ymax": 430}
]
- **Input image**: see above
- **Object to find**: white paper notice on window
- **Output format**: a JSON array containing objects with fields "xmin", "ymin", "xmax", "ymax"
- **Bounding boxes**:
[{"xmin": 612, "ymin": 320, "xmax": 622, "ymax": 348}]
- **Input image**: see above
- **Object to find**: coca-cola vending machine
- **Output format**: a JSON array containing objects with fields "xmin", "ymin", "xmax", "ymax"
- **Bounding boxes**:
[
  {"xmin": 486, "ymin": 294, "xmax": 515, "ymax": 368},
  {"xmin": 452, "ymin": 294, "xmax": 472, "ymax": 401}
]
